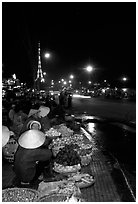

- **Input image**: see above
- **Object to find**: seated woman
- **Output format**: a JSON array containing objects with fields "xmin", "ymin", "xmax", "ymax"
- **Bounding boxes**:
[
  {"xmin": 20, "ymin": 106, "xmax": 51, "ymax": 135},
  {"xmin": 14, "ymin": 129, "xmax": 52, "ymax": 187},
  {"xmin": 9, "ymin": 104, "xmax": 28, "ymax": 139}
]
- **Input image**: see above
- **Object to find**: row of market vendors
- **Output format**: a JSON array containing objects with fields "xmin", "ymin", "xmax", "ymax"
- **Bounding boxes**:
[{"xmin": 2, "ymin": 105, "xmax": 96, "ymax": 201}]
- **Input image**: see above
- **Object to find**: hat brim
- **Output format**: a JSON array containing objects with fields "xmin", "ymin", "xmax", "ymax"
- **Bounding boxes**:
[
  {"xmin": 39, "ymin": 106, "xmax": 50, "ymax": 117},
  {"xmin": 18, "ymin": 130, "xmax": 45, "ymax": 149},
  {"xmin": 28, "ymin": 109, "xmax": 40, "ymax": 118},
  {"xmin": 2, "ymin": 126, "xmax": 10, "ymax": 147}
]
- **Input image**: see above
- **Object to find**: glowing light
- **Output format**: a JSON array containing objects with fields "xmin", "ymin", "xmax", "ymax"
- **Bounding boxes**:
[
  {"xmin": 104, "ymin": 80, "xmax": 107, "ymax": 82},
  {"xmin": 45, "ymin": 53, "xmax": 50, "ymax": 58},
  {"xmin": 86, "ymin": 65, "xmax": 93, "ymax": 72},
  {"xmin": 73, "ymin": 94, "xmax": 91, "ymax": 98},
  {"xmin": 43, "ymin": 72, "xmax": 46, "ymax": 76},
  {"xmin": 69, "ymin": 80, "xmax": 72, "ymax": 83},
  {"xmin": 63, "ymin": 81, "xmax": 67, "ymax": 85},
  {"xmin": 88, "ymin": 81, "xmax": 91, "ymax": 84},
  {"xmin": 122, "ymin": 77, "xmax": 127, "ymax": 81},
  {"xmin": 102, "ymin": 89, "xmax": 106, "ymax": 93},
  {"xmin": 122, "ymin": 88, "xmax": 127, "ymax": 92},
  {"xmin": 61, "ymin": 79, "xmax": 64, "ymax": 82},
  {"xmin": 70, "ymin": 75, "xmax": 74, "ymax": 79},
  {"xmin": 59, "ymin": 81, "xmax": 61, "ymax": 83},
  {"xmin": 41, "ymin": 78, "xmax": 45, "ymax": 82},
  {"xmin": 12, "ymin": 74, "xmax": 16, "ymax": 79}
]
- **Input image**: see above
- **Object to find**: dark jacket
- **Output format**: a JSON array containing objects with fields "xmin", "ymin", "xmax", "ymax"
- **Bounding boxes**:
[{"xmin": 14, "ymin": 143, "xmax": 52, "ymax": 183}]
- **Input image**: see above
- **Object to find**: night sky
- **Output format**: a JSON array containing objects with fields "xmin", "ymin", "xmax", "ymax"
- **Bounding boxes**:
[{"xmin": 2, "ymin": 2, "xmax": 136, "ymax": 88}]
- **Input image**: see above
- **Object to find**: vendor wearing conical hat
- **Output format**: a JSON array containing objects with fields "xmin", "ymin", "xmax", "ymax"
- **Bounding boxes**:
[
  {"xmin": 14, "ymin": 129, "xmax": 52, "ymax": 185},
  {"xmin": 20, "ymin": 106, "xmax": 51, "ymax": 134}
]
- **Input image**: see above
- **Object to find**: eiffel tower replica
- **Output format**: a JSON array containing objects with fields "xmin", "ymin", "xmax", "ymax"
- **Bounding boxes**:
[{"xmin": 35, "ymin": 41, "xmax": 45, "ymax": 91}]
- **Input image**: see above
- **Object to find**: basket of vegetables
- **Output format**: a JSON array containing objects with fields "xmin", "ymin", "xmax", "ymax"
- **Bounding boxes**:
[{"xmin": 53, "ymin": 144, "xmax": 81, "ymax": 174}]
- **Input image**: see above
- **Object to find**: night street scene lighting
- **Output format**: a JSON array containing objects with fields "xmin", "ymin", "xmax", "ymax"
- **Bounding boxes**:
[
  {"xmin": 2, "ymin": 2, "xmax": 136, "ymax": 202},
  {"xmin": 70, "ymin": 75, "xmax": 74, "ymax": 79},
  {"xmin": 86, "ymin": 65, "xmax": 93, "ymax": 72},
  {"xmin": 45, "ymin": 52, "xmax": 50, "ymax": 59},
  {"xmin": 122, "ymin": 77, "xmax": 127, "ymax": 81}
]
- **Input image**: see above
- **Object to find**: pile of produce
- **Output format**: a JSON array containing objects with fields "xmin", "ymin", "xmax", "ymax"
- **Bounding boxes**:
[
  {"xmin": 49, "ymin": 134, "xmax": 84, "ymax": 149},
  {"xmin": 77, "ymin": 144, "xmax": 93, "ymax": 155},
  {"xmin": 38, "ymin": 180, "xmax": 81, "ymax": 198},
  {"xmin": 55, "ymin": 144, "xmax": 81, "ymax": 166},
  {"xmin": 45, "ymin": 128, "xmax": 61, "ymax": 138},
  {"xmin": 48, "ymin": 124, "xmax": 94, "ymax": 166},
  {"xmin": 56, "ymin": 124, "xmax": 74, "ymax": 137},
  {"xmin": 67, "ymin": 172, "xmax": 95, "ymax": 188}
]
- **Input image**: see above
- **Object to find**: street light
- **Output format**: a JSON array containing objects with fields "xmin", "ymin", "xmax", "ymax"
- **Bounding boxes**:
[
  {"xmin": 122, "ymin": 77, "xmax": 127, "ymax": 81},
  {"xmin": 85, "ymin": 65, "xmax": 94, "ymax": 88},
  {"xmin": 86, "ymin": 65, "xmax": 93, "ymax": 72},
  {"xmin": 70, "ymin": 75, "xmax": 74, "ymax": 79},
  {"xmin": 45, "ymin": 52, "xmax": 50, "ymax": 59}
]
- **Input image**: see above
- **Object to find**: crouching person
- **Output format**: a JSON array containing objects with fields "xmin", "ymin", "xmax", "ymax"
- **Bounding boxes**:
[{"xmin": 14, "ymin": 129, "xmax": 52, "ymax": 187}]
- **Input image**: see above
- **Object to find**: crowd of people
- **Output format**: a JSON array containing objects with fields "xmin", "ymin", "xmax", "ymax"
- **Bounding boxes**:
[{"xmin": 2, "ymin": 89, "xmax": 73, "ymax": 188}]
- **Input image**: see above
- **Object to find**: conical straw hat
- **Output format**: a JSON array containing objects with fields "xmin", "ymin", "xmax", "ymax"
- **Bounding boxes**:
[
  {"xmin": 2, "ymin": 126, "xmax": 10, "ymax": 147},
  {"xmin": 18, "ymin": 130, "xmax": 45, "ymax": 149},
  {"xmin": 28, "ymin": 109, "xmax": 40, "ymax": 118},
  {"xmin": 38, "ymin": 106, "xmax": 50, "ymax": 117}
]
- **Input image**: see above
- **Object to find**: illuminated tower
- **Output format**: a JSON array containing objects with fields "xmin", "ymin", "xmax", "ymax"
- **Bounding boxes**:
[
  {"xmin": 35, "ymin": 42, "xmax": 45, "ymax": 90},
  {"xmin": 36, "ymin": 42, "xmax": 44, "ymax": 82}
]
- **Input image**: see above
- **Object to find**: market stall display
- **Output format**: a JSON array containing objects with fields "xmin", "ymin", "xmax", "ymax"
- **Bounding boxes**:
[
  {"xmin": 2, "ymin": 188, "xmax": 39, "ymax": 202},
  {"xmin": 38, "ymin": 193, "xmax": 70, "ymax": 202},
  {"xmin": 53, "ymin": 144, "xmax": 81, "ymax": 173},
  {"xmin": 37, "ymin": 193, "xmax": 83, "ymax": 202},
  {"xmin": 68, "ymin": 172, "xmax": 95, "ymax": 188},
  {"xmin": 2, "ymin": 115, "xmax": 96, "ymax": 202},
  {"xmin": 54, "ymin": 124, "xmax": 74, "ymax": 137},
  {"xmin": 45, "ymin": 127, "xmax": 61, "ymax": 139},
  {"xmin": 38, "ymin": 180, "xmax": 81, "ymax": 197}
]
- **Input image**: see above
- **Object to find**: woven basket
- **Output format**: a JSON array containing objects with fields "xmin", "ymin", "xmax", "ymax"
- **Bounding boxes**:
[
  {"xmin": 2, "ymin": 138, "xmax": 18, "ymax": 163},
  {"xmin": 2, "ymin": 188, "xmax": 39, "ymax": 202}
]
